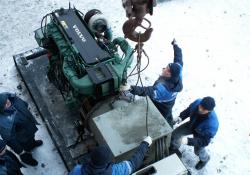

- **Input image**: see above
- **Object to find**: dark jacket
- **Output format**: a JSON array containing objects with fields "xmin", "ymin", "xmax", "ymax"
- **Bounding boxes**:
[
  {"xmin": 69, "ymin": 142, "xmax": 149, "ymax": 175},
  {"xmin": 179, "ymin": 99, "xmax": 219, "ymax": 147},
  {"xmin": 0, "ymin": 93, "xmax": 38, "ymax": 154},
  {"xmin": 0, "ymin": 150, "xmax": 23, "ymax": 175},
  {"xmin": 130, "ymin": 44, "xmax": 183, "ymax": 121}
]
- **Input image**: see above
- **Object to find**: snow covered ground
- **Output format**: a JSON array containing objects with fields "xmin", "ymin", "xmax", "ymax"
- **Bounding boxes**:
[{"xmin": 1, "ymin": 0, "xmax": 250, "ymax": 174}]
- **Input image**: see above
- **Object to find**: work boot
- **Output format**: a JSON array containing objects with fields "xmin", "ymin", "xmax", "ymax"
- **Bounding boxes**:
[
  {"xmin": 195, "ymin": 156, "xmax": 210, "ymax": 170},
  {"xmin": 20, "ymin": 152, "xmax": 38, "ymax": 166},
  {"xmin": 33, "ymin": 140, "xmax": 43, "ymax": 148}
]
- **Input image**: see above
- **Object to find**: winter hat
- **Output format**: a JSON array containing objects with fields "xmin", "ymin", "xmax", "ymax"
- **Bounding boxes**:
[
  {"xmin": 169, "ymin": 63, "xmax": 181, "ymax": 78},
  {"xmin": 200, "ymin": 96, "xmax": 216, "ymax": 111},
  {"xmin": 0, "ymin": 139, "xmax": 6, "ymax": 154},
  {"xmin": 0, "ymin": 93, "xmax": 8, "ymax": 112},
  {"xmin": 91, "ymin": 145, "xmax": 112, "ymax": 167}
]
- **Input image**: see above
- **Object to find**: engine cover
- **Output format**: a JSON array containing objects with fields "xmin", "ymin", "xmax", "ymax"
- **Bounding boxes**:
[{"xmin": 53, "ymin": 8, "xmax": 111, "ymax": 65}]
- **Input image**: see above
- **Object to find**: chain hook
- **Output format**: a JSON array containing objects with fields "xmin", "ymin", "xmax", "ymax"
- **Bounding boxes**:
[
  {"xmin": 123, "ymin": 18, "xmax": 153, "ymax": 42},
  {"xmin": 122, "ymin": 0, "xmax": 156, "ymax": 43}
]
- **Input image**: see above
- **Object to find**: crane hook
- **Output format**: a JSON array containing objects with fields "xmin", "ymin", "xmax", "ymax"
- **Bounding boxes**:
[{"xmin": 122, "ymin": 17, "xmax": 153, "ymax": 42}]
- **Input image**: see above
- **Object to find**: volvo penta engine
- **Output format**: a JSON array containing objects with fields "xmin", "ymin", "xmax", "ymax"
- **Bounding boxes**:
[{"xmin": 34, "ymin": 7, "xmax": 134, "ymax": 108}]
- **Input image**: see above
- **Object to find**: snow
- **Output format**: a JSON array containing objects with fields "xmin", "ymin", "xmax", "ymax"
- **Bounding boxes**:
[{"xmin": 1, "ymin": 0, "xmax": 250, "ymax": 174}]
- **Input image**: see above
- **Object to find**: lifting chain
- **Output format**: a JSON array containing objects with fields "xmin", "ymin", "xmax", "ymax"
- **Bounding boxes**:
[{"xmin": 121, "ymin": 1, "xmax": 157, "ymax": 137}]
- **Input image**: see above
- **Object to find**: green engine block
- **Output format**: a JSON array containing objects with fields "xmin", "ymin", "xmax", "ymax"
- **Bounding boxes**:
[{"xmin": 34, "ymin": 7, "xmax": 134, "ymax": 108}]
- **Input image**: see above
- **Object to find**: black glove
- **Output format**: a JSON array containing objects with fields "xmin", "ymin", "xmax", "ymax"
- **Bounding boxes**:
[
  {"xmin": 20, "ymin": 152, "xmax": 38, "ymax": 166},
  {"xmin": 171, "ymin": 38, "xmax": 177, "ymax": 46}
]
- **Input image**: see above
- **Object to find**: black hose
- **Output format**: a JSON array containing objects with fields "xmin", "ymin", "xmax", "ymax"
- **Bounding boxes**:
[{"xmin": 40, "ymin": 13, "xmax": 52, "ymax": 38}]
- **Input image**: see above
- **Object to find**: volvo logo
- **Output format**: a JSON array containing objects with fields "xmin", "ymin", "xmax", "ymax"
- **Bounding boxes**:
[{"xmin": 73, "ymin": 24, "xmax": 86, "ymax": 42}]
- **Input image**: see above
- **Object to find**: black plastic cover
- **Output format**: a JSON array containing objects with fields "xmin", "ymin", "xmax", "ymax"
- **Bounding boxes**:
[{"xmin": 53, "ymin": 9, "xmax": 111, "ymax": 65}]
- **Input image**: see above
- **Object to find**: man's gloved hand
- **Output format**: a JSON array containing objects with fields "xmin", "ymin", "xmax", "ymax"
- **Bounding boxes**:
[
  {"xmin": 143, "ymin": 136, "xmax": 153, "ymax": 147},
  {"xmin": 120, "ymin": 90, "xmax": 135, "ymax": 102},
  {"xmin": 119, "ymin": 84, "xmax": 130, "ymax": 91},
  {"xmin": 119, "ymin": 84, "xmax": 135, "ymax": 102},
  {"xmin": 181, "ymin": 137, "xmax": 188, "ymax": 145},
  {"xmin": 171, "ymin": 38, "xmax": 177, "ymax": 46},
  {"xmin": 173, "ymin": 116, "xmax": 182, "ymax": 125}
]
